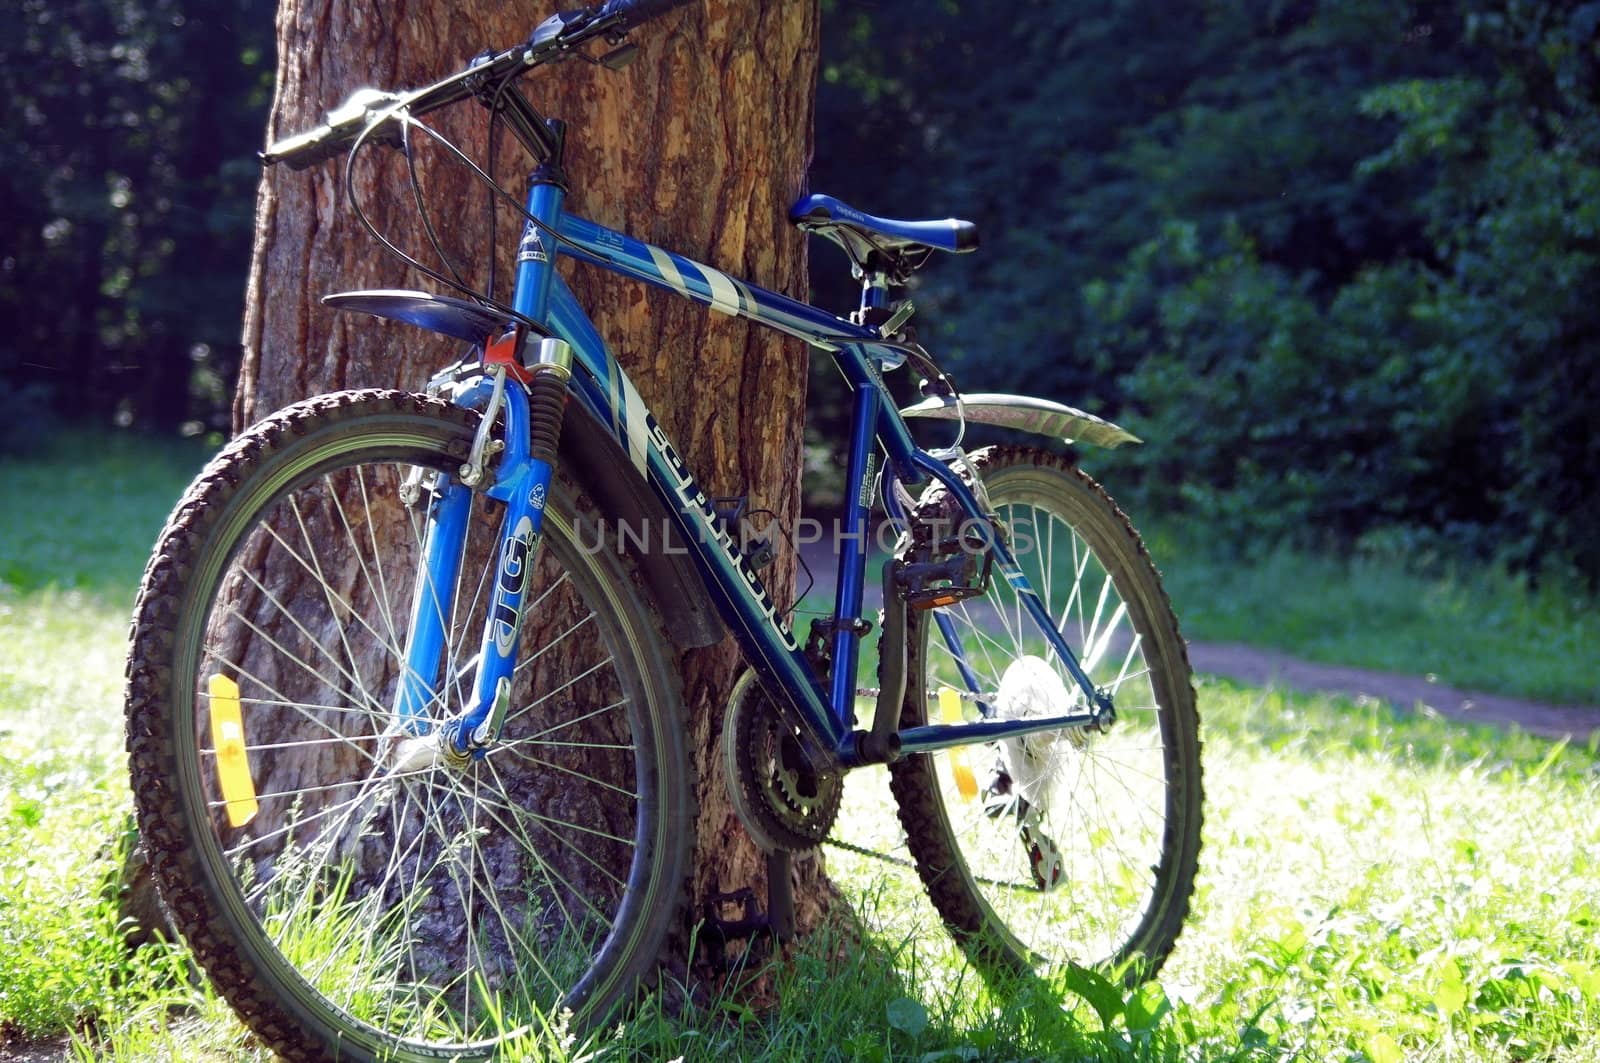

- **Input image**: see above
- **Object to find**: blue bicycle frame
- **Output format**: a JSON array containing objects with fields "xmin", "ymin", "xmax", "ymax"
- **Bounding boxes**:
[{"xmin": 402, "ymin": 173, "xmax": 1113, "ymax": 769}]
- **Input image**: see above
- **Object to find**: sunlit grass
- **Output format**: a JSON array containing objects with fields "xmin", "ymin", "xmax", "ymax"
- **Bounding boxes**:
[
  {"xmin": 0, "ymin": 430, "xmax": 208, "ymax": 1045},
  {"xmin": 825, "ymin": 680, "xmax": 1600, "ymax": 1062},
  {"xmin": 1177, "ymin": 679, "xmax": 1600, "ymax": 1061},
  {"xmin": 4, "ymin": 431, "xmax": 1599, "ymax": 1059}
]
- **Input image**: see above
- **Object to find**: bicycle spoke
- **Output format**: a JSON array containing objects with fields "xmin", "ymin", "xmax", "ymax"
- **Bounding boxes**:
[
  {"xmin": 224, "ymin": 583, "xmax": 384, "ymax": 719},
  {"xmin": 492, "ymin": 744, "xmax": 638, "ymax": 799},
  {"xmin": 504, "ymin": 654, "xmax": 616, "ymax": 727},
  {"xmin": 891, "ymin": 458, "xmax": 1196, "ymax": 980},
  {"xmin": 200, "ymin": 731, "xmax": 387, "ymax": 755},
  {"xmin": 134, "ymin": 401, "xmax": 687, "ymax": 1055},
  {"xmin": 202, "ymin": 646, "xmax": 382, "ymax": 768}
]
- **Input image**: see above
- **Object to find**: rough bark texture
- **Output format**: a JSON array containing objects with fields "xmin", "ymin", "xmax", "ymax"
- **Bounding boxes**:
[{"xmin": 237, "ymin": 0, "xmax": 832, "ymax": 978}]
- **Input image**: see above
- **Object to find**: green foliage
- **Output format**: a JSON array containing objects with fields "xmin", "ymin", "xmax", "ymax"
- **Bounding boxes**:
[
  {"xmin": 0, "ymin": 0, "xmax": 273, "ymax": 435},
  {"xmin": 11, "ymin": 0, "xmax": 1596, "ymax": 580},
  {"xmin": 1088, "ymin": 0, "xmax": 1600, "ymax": 583},
  {"xmin": 1150, "ymin": 527, "xmax": 1600, "ymax": 704},
  {"xmin": 0, "ymin": 429, "xmax": 212, "ymax": 596},
  {"xmin": 815, "ymin": 0, "xmax": 1600, "ymax": 586}
]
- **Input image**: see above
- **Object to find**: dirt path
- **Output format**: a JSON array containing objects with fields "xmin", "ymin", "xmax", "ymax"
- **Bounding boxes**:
[
  {"xmin": 1187, "ymin": 640, "xmax": 1599, "ymax": 741},
  {"xmin": 0, "ymin": 1034, "xmax": 69, "ymax": 1063}
]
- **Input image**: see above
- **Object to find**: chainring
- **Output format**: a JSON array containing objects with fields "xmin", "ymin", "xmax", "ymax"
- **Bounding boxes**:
[{"xmin": 721, "ymin": 670, "xmax": 843, "ymax": 853}]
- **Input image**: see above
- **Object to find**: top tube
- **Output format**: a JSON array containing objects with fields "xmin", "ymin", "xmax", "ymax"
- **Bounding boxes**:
[
  {"xmin": 554, "ymin": 214, "xmax": 876, "ymax": 351},
  {"xmin": 551, "ymin": 209, "xmax": 928, "ymax": 481}
]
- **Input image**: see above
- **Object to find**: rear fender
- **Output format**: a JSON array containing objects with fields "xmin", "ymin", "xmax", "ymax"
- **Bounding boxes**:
[{"xmin": 900, "ymin": 392, "xmax": 1141, "ymax": 449}]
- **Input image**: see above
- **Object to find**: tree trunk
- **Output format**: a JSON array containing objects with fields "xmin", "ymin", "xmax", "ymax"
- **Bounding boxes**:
[{"xmin": 237, "ymin": 0, "xmax": 832, "ymax": 990}]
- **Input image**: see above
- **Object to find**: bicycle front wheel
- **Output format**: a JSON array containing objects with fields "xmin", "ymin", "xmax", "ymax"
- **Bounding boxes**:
[
  {"xmin": 126, "ymin": 390, "xmax": 690, "ymax": 1061},
  {"xmin": 888, "ymin": 446, "xmax": 1201, "ymax": 982}
]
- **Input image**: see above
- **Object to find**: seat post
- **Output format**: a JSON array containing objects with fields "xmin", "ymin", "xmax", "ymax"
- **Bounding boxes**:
[
  {"xmin": 859, "ymin": 275, "xmax": 890, "ymax": 312},
  {"xmin": 850, "ymin": 252, "xmax": 908, "ymax": 371},
  {"xmin": 856, "ymin": 251, "xmax": 894, "ymax": 315}
]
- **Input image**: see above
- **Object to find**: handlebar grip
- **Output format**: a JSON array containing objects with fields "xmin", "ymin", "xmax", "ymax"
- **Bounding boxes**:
[
  {"xmin": 261, "ymin": 89, "xmax": 408, "ymax": 170},
  {"xmin": 261, "ymin": 125, "xmax": 350, "ymax": 170},
  {"xmin": 595, "ymin": 0, "xmax": 697, "ymax": 32}
]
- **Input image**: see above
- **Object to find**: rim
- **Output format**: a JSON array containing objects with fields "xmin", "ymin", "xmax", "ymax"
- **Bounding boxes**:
[
  {"xmin": 168, "ymin": 437, "xmax": 664, "ymax": 1053},
  {"xmin": 922, "ymin": 472, "xmax": 1179, "ymax": 970}
]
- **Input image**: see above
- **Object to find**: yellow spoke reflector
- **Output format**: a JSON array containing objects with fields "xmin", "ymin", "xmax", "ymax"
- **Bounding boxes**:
[
  {"xmin": 208, "ymin": 674, "xmax": 259, "ymax": 828},
  {"xmin": 939, "ymin": 686, "xmax": 978, "ymax": 800}
]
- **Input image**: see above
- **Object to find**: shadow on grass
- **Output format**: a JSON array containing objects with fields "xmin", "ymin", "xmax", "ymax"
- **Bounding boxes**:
[{"xmin": 618, "ymin": 912, "xmax": 1208, "ymax": 1063}]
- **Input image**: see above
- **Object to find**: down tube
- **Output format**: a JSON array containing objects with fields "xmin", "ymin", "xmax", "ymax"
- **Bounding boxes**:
[{"xmin": 542, "ymin": 276, "xmax": 844, "ymax": 759}]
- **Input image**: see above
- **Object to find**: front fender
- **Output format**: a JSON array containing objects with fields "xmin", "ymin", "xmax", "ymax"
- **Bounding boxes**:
[
  {"xmin": 322, "ymin": 289, "xmax": 512, "ymax": 345},
  {"xmin": 900, "ymin": 392, "xmax": 1141, "ymax": 449}
]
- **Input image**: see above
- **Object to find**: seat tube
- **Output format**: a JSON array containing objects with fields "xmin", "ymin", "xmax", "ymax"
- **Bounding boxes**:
[{"xmin": 829, "ymin": 375, "xmax": 881, "ymax": 723}]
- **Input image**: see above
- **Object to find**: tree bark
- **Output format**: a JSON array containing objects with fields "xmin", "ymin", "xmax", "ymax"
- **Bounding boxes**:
[{"xmin": 238, "ymin": 0, "xmax": 832, "ymax": 988}]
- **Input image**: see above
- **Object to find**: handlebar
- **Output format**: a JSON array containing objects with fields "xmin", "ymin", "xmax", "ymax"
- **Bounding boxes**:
[
  {"xmin": 262, "ymin": 0, "xmax": 697, "ymax": 170},
  {"xmin": 261, "ymin": 88, "xmax": 407, "ymax": 170},
  {"xmin": 595, "ymin": 0, "xmax": 697, "ymax": 32}
]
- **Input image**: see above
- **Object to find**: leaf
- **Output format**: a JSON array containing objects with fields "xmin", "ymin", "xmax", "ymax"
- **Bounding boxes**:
[
  {"xmin": 1563, "ymin": 960, "xmax": 1600, "ymax": 1002},
  {"xmin": 11, "ymin": 799, "xmax": 42, "ymax": 829},
  {"xmin": 1061, "ymin": 963, "xmax": 1124, "ymax": 1026},
  {"xmin": 1124, "ymin": 981, "xmax": 1172, "ymax": 1034},
  {"xmin": 886, "ymin": 997, "xmax": 929, "ymax": 1038},
  {"xmin": 1365, "ymin": 1032, "xmax": 1404, "ymax": 1063},
  {"xmin": 1434, "ymin": 958, "xmax": 1468, "ymax": 1018}
]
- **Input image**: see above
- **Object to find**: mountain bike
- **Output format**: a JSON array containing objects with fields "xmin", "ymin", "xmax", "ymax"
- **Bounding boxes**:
[{"xmin": 124, "ymin": 1, "xmax": 1202, "ymax": 1058}]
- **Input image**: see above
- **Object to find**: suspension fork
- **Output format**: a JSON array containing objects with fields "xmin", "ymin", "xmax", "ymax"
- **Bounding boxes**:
[{"xmin": 391, "ymin": 337, "xmax": 575, "ymax": 754}]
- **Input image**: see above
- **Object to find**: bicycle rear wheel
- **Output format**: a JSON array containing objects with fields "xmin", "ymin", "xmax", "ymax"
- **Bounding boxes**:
[
  {"xmin": 888, "ymin": 446, "xmax": 1201, "ymax": 982},
  {"xmin": 126, "ymin": 389, "xmax": 689, "ymax": 1061}
]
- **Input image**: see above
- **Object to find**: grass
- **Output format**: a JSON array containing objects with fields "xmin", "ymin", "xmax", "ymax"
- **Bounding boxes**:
[
  {"xmin": 0, "ymin": 430, "xmax": 211, "ymax": 1045},
  {"xmin": 3, "ymin": 430, "xmax": 1599, "ymax": 1060},
  {"xmin": 1145, "ymin": 529, "xmax": 1600, "ymax": 706}
]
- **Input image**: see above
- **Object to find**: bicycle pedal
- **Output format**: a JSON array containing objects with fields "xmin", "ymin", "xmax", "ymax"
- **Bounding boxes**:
[
  {"xmin": 903, "ymin": 584, "xmax": 985, "ymax": 610},
  {"xmin": 894, "ymin": 555, "xmax": 986, "ymax": 610}
]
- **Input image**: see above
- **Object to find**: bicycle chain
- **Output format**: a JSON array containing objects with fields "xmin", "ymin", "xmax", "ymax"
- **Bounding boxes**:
[
  {"xmin": 821, "ymin": 834, "xmax": 1041, "ymax": 895},
  {"xmin": 830, "ymin": 688, "xmax": 1042, "ymax": 892}
]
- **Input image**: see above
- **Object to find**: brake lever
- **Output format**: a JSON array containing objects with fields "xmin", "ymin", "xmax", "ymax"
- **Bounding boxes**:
[
  {"xmin": 597, "ymin": 42, "xmax": 639, "ymax": 69},
  {"xmin": 529, "ymin": 8, "xmax": 597, "ymax": 48}
]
